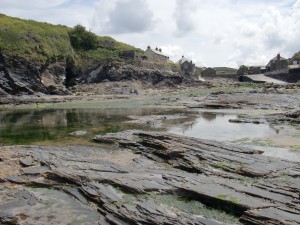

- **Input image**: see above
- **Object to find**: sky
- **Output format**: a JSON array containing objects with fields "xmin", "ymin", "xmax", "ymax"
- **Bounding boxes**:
[{"xmin": 0, "ymin": 0, "xmax": 300, "ymax": 68}]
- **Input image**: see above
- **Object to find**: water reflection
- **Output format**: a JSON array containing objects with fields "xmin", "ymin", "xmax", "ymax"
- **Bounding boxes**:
[
  {"xmin": 201, "ymin": 112, "xmax": 217, "ymax": 121},
  {"xmin": 247, "ymin": 145, "xmax": 300, "ymax": 162},
  {"xmin": 0, "ymin": 108, "xmax": 194, "ymax": 145},
  {"xmin": 0, "ymin": 108, "xmax": 299, "ymax": 162},
  {"xmin": 169, "ymin": 113, "xmax": 277, "ymax": 141}
]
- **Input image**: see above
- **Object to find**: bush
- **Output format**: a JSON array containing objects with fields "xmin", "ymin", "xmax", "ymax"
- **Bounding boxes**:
[
  {"xmin": 68, "ymin": 25, "xmax": 97, "ymax": 50},
  {"xmin": 237, "ymin": 65, "xmax": 248, "ymax": 76}
]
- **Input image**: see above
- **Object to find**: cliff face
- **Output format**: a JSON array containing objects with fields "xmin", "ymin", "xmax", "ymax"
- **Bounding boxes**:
[
  {"xmin": 0, "ymin": 53, "xmax": 68, "ymax": 96},
  {"xmin": 0, "ymin": 53, "xmax": 188, "ymax": 96},
  {"xmin": 75, "ymin": 60, "xmax": 184, "ymax": 86},
  {"xmin": 0, "ymin": 14, "xmax": 143, "ymax": 96},
  {"xmin": 0, "ymin": 14, "xmax": 194, "ymax": 96}
]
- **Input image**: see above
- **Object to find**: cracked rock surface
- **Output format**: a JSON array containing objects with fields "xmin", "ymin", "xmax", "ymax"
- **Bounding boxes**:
[{"xmin": 0, "ymin": 131, "xmax": 299, "ymax": 224}]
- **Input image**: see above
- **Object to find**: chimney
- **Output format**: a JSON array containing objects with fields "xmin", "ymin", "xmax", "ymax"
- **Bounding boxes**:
[
  {"xmin": 147, "ymin": 45, "xmax": 150, "ymax": 49},
  {"xmin": 155, "ymin": 47, "xmax": 158, "ymax": 51},
  {"xmin": 277, "ymin": 53, "xmax": 280, "ymax": 60},
  {"xmin": 182, "ymin": 55, "xmax": 184, "ymax": 58},
  {"xmin": 159, "ymin": 48, "xmax": 162, "ymax": 52}
]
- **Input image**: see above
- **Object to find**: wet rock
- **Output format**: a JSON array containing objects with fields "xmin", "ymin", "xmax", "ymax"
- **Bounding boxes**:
[
  {"xmin": 93, "ymin": 130, "xmax": 138, "ymax": 145},
  {"xmin": 62, "ymin": 187, "xmax": 89, "ymax": 204},
  {"xmin": 20, "ymin": 156, "xmax": 35, "ymax": 167},
  {"xmin": 229, "ymin": 119, "xmax": 263, "ymax": 124},
  {"xmin": 0, "ymin": 189, "xmax": 38, "ymax": 224},
  {"xmin": 0, "ymin": 132, "xmax": 299, "ymax": 225},
  {"xmin": 0, "ymin": 176, "xmax": 5, "ymax": 183},
  {"xmin": 286, "ymin": 110, "xmax": 300, "ymax": 119},
  {"xmin": 187, "ymin": 103, "xmax": 241, "ymax": 109},
  {"xmin": 22, "ymin": 166, "xmax": 49, "ymax": 175},
  {"xmin": 80, "ymin": 182, "xmax": 122, "ymax": 204},
  {"xmin": 69, "ymin": 130, "xmax": 88, "ymax": 136},
  {"xmin": 241, "ymin": 206, "xmax": 300, "ymax": 225},
  {"xmin": 101, "ymin": 198, "xmax": 227, "ymax": 225}
]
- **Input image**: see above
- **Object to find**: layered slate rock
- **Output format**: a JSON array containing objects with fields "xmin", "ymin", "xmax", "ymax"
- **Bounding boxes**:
[{"xmin": 0, "ymin": 131, "xmax": 299, "ymax": 224}]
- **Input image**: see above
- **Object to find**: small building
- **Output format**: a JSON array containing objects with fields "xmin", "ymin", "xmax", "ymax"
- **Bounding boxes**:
[
  {"xmin": 178, "ymin": 56, "xmax": 195, "ymax": 75},
  {"xmin": 143, "ymin": 46, "xmax": 169, "ymax": 63},
  {"xmin": 120, "ymin": 50, "xmax": 138, "ymax": 60},
  {"xmin": 248, "ymin": 66, "xmax": 267, "ymax": 74},
  {"xmin": 202, "ymin": 67, "xmax": 216, "ymax": 77},
  {"xmin": 289, "ymin": 55, "xmax": 300, "ymax": 65},
  {"xmin": 266, "ymin": 53, "xmax": 288, "ymax": 72},
  {"xmin": 248, "ymin": 66, "xmax": 261, "ymax": 75},
  {"xmin": 260, "ymin": 66, "xmax": 267, "ymax": 74}
]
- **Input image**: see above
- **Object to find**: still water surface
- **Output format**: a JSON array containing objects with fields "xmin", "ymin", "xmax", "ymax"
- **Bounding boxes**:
[{"xmin": 0, "ymin": 108, "xmax": 299, "ymax": 161}]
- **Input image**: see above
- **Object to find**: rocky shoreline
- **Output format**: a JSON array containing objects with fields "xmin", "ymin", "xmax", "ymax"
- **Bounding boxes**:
[
  {"xmin": 1, "ymin": 80, "xmax": 300, "ymax": 224},
  {"xmin": 0, "ymin": 131, "xmax": 299, "ymax": 224}
]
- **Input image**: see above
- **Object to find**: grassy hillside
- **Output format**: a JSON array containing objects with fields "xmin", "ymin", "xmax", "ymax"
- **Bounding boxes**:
[
  {"xmin": 293, "ymin": 51, "xmax": 300, "ymax": 60},
  {"xmin": 0, "ymin": 13, "xmax": 73, "ymax": 62},
  {"xmin": 0, "ymin": 14, "xmax": 141, "ymax": 63},
  {"xmin": 213, "ymin": 67, "xmax": 237, "ymax": 75}
]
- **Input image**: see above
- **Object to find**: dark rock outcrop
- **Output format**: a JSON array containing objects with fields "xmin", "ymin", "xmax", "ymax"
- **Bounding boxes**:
[
  {"xmin": 75, "ymin": 60, "xmax": 188, "ymax": 88},
  {"xmin": 0, "ymin": 53, "xmax": 68, "ymax": 95},
  {"xmin": 0, "ymin": 54, "xmax": 195, "ymax": 96}
]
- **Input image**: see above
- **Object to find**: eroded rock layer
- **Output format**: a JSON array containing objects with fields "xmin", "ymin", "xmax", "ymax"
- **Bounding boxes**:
[{"xmin": 0, "ymin": 131, "xmax": 299, "ymax": 224}]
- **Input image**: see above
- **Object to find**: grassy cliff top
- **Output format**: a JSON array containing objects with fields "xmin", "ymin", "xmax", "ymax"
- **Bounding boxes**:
[
  {"xmin": 293, "ymin": 51, "xmax": 300, "ymax": 60},
  {"xmin": 213, "ymin": 67, "xmax": 237, "ymax": 75},
  {"xmin": 0, "ymin": 13, "xmax": 141, "ymax": 63}
]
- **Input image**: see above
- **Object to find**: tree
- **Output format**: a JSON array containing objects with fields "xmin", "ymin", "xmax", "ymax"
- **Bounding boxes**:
[
  {"xmin": 237, "ymin": 65, "xmax": 248, "ymax": 76},
  {"xmin": 68, "ymin": 25, "xmax": 98, "ymax": 50}
]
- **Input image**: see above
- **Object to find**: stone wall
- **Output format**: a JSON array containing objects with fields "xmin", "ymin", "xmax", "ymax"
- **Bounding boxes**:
[
  {"xmin": 265, "ymin": 68, "xmax": 300, "ymax": 83},
  {"xmin": 143, "ymin": 49, "xmax": 168, "ymax": 64},
  {"xmin": 202, "ymin": 68, "xmax": 237, "ymax": 80}
]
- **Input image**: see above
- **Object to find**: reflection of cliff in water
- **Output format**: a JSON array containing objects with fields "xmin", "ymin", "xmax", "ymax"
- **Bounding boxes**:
[
  {"xmin": 176, "ymin": 112, "xmax": 218, "ymax": 134},
  {"xmin": 0, "ymin": 108, "xmax": 198, "ymax": 145},
  {"xmin": 201, "ymin": 112, "xmax": 217, "ymax": 121},
  {"xmin": 169, "ymin": 112, "xmax": 277, "ymax": 141}
]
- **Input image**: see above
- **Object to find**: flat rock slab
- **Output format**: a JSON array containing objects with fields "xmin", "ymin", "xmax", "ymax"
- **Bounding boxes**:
[
  {"xmin": 243, "ymin": 75, "xmax": 287, "ymax": 84},
  {"xmin": 0, "ymin": 131, "xmax": 299, "ymax": 225}
]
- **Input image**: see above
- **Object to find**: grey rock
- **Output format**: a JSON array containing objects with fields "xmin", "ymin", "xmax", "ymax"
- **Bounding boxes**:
[
  {"xmin": 69, "ymin": 130, "xmax": 88, "ymax": 136},
  {"xmin": 1, "ymin": 131, "xmax": 299, "ymax": 225},
  {"xmin": 0, "ymin": 189, "xmax": 38, "ymax": 224},
  {"xmin": 19, "ymin": 156, "xmax": 35, "ymax": 167}
]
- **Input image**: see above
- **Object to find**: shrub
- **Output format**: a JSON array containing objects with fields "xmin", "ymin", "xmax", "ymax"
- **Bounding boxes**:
[{"xmin": 68, "ymin": 25, "xmax": 97, "ymax": 50}]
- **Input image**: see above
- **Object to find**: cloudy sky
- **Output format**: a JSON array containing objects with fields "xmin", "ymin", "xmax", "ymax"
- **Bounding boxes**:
[{"xmin": 1, "ymin": 0, "xmax": 299, "ymax": 68}]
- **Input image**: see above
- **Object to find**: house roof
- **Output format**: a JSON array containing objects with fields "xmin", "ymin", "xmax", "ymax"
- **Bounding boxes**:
[
  {"xmin": 270, "ymin": 55, "xmax": 287, "ymax": 61},
  {"xmin": 178, "ymin": 56, "xmax": 192, "ymax": 64},
  {"xmin": 148, "ymin": 48, "xmax": 168, "ymax": 57}
]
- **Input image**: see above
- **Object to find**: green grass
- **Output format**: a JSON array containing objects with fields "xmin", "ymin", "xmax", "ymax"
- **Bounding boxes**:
[
  {"xmin": 0, "ymin": 13, "xmax": 141, "ymax": 63},
  {"xmin": 0, "ymin": 13, "xmax": 73, "ymax": 62},
  {"xmin": 122, "ymin": 193, "xmax": 241, "ymax": 224},
  {"xmin": 213, "ymin": 67, "xmax": 237, "ymax": 75},
  {"xmin": 293, "ymin": 51, "xmax": 300, "ymax": 60},
  {"xmin": 149, "ymin": 194, "xmax": 241, "ymax": 224}
]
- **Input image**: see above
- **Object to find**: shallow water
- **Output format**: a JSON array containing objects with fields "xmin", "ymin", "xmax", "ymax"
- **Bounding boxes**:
[
  {"xmin": 169, "ymin": 112, "xmax": 276, "ymax": 141},
  {"xmin": 0, "ymin": 108, "xmax": 188, "ymax": 145},
  {"xmin": 0, "ymin": 108, "xmax": 299, "ymax": 161}
]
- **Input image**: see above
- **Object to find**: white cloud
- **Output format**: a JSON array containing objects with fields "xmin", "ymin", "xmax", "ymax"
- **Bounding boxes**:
[
  {"xmin": 174, "ymin": 0, "xmax": 199, "ymax": 36},
  {"xmin": 93, "ymin": 0, "xmax": 155, "ymax": 34},
  {"xmin": 0, "ymin": 0, "xmax": 300, "ymax": 68},
  {"xmin": 0, "ymin": 0, "xmax": 68, "ymax": 9},
  {"xmin": 160, "ymin": 45, "xmax": 183, "ymax": 61}
]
